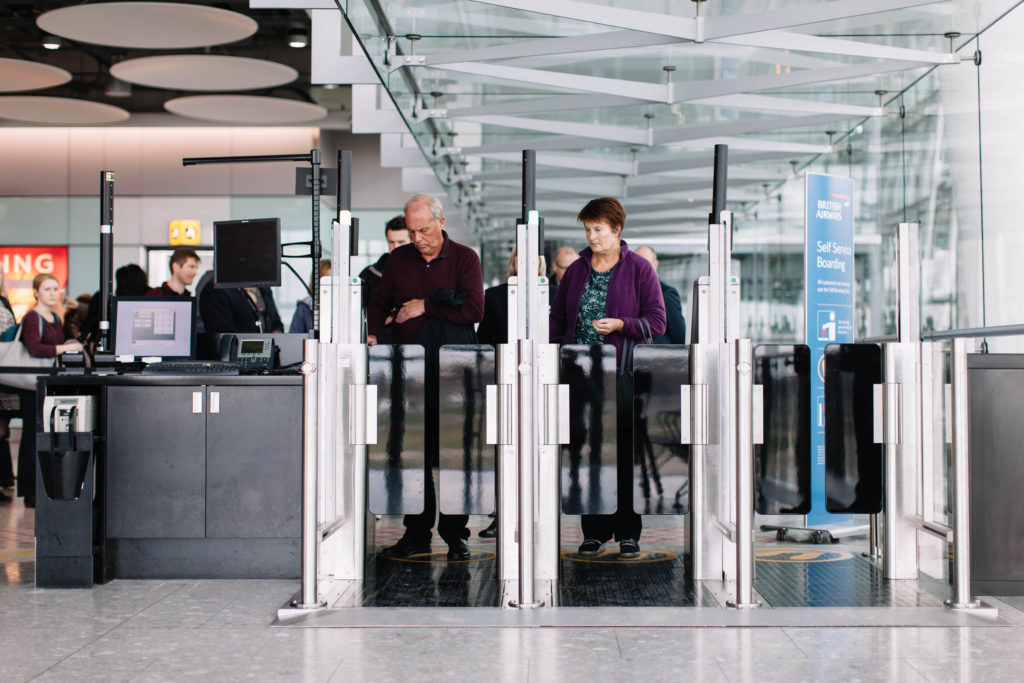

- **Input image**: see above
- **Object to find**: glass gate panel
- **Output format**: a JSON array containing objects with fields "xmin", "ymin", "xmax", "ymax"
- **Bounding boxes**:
[
  {"xmin": 560, "ymin": 345, "xmax": 618, "ymax": 515},
  {"xmin": 438, "ymin": 344, "xmax": 496, "ymax": 515},
  {"xmin": 754, "ymin": 344, "xmax": 812, "ymax": 515},
  {"xmin": 824, "ymin": 343, "xmax": 883, "ymax": 514},
  {"xmin": 368, "ymin": 344, "xmax": 426, "ymax": 515},
  {"xmin": 632, "ymin": 344, "xmax": 690, "ymax": 514}
]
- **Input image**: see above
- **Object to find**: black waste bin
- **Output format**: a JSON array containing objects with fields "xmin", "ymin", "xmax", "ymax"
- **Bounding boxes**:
[{"xmin": 37, "ymin": 404, "xmax": 93, "ymax": 501}]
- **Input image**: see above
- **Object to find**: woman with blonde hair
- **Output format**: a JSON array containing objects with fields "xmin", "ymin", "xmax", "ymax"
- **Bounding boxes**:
[{"xmin": 14, "ymin": 274, "xmax": 83, "ymax": 507}]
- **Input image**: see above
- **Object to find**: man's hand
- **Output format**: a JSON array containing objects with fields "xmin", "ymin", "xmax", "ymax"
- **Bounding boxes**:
[
  {"xmin": 395, "ymin": 298, "xmax": 426, "ymax": 324},
  {"xmin": 367, "ymin": 335, "xmax": 378, "ymax": 346}
]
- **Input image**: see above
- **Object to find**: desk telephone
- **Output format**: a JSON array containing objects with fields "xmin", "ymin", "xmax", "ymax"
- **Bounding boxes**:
[{"xmin": 219, "ymin": 336, "xmax": 277, "ymax": 371}]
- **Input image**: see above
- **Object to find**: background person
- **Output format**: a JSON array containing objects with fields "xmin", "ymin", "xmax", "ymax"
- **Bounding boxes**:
[
  {"xmin": 147, "ymin": 248, "xmax": 200, "ymax": 297},
  {"xmin": 360, "ymin": 215, "xmax": 411, "ymax": 308},
  {"xmin": 549, "ymin": 245, "xmax": 579, "ymax": 295},
  {"xmin": 366, "ymin": 194, "xmax": 484, "ymax": 561},
  {"xmin": 0, "ymin": 265, "xmax": 17, "ymax": 499},
  {"xmin": 115, "ymin": 264, "xmax": 149, "ymax": 297},
  {"xmin": 15, "ymin": 274, "xmax": 84, "ymax": 507},
  {"xmin": 634, "ymin": 246, "xmax": 686, "ymax": 344},
  {"xmin": 290, "ymin": 259, "xmax": 332, "ymax": 334},
  {"xmin": 200, "ymin": 285, "xmax": 282, "ymax": 334},
  {"xmin": 549, "ymin": 197, "xmax": 665, "ymax": 560}
]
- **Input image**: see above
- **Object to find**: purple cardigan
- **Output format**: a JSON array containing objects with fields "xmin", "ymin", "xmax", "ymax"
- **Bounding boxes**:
[{"xmin": 549, "ymin": 240, "xmax": 666, "ymax": 367}]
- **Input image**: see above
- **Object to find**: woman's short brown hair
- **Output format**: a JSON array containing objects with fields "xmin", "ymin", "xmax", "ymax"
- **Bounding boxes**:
[{"xmin": 577, "ymin": 197, "xmax": 625, "ymax": 234}]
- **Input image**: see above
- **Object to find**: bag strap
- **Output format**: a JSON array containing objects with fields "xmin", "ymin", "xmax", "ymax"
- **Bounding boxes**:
[{"xmin": 637, "ymin": 317, "xmax": 653, "ymax": 344}]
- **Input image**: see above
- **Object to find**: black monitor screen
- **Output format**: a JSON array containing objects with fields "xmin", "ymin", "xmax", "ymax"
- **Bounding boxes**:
[
  {"xmin": 112, "ymin": 296, "xmax": 196, "ymax": 360},
  {"xmin": 213, "ymin": 217, "xmax": 281, "ymax": 288}
]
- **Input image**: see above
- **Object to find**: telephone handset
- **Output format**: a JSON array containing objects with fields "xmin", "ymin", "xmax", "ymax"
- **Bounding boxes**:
[{"xmin": 218, "ymin": 335, "xmax": 276, "ymax": 371}]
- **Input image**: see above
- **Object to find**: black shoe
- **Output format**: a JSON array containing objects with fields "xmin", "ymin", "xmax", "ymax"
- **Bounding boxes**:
[
  {"xmin": 0, "ymin": 490, "xmax": 10, "ymax": 503},
  {"xmin": 23, "ymin": 496, "xmax": 35, "ymax": 509},
  {"xmin": 381, "ymin": 535, "xmax": 432, "ymax": 558},
  {"xmin": 0, "ymin": 477, "xmax": 14, "ymax": 489},
  {"xmin": 478, "ymin": 519, "xmax": 497, "ymax": 539},
  {"xmin": 447, "ymin": 538, "xmax": 471, "ymax": 561},
  {"xmin": 578, "ymin": 539, "xmax": 605, "ymax": 556},
  {"xmin": 619, "ymin": 538, "xmax": 640, "ymax": 559}
]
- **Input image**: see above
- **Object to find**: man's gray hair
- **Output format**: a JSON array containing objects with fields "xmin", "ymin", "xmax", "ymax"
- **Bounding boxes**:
[{"xmin": 405, "ymin": 193, "xmax": 445, "ymax": 221}]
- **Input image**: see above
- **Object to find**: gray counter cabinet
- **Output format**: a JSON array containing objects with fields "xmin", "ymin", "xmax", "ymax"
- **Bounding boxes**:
[{"xmin": 102, "ymin": 381, "xmax": 302, "ymax": 579}]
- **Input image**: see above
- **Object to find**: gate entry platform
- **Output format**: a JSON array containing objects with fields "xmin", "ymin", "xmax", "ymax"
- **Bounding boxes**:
[{"xmin": 276, "ymin": 518, "xmax": 999, "ymax": 626}]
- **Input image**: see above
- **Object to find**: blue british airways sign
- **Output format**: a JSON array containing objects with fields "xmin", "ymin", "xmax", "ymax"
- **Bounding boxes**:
[{"xmin": 804, "ymin": 172, "xmax": 855, "ymax": 525}]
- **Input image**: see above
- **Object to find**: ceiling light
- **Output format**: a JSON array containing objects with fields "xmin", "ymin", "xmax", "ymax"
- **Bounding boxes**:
[
  {"xmin": 287, "ymin": 26, "xmax": 308, "ymax": 49},
  {"xmin": 42, "ymin": 34, "xmax": 62, "ymax": 50},
  {"xmin": 105, "ymin": 76, "xmax": 132, "ymax": 98}
]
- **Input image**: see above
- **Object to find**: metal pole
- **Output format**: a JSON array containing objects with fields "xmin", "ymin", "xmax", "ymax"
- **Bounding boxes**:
[
  {"xmin": 311, "ymin": 149, "xmax": 321, "ymax": 339},
  {"xmin": 946, "ymin": 338, "xmax": 980, "ymax": 609},
  {"xmin": 514, "ymin": 337, "xmax": 541, "ymax": 608},
  {"xmin": 709, "ymin": 143, "xmax": 728, "ymax": 226},
  {"xmin": 97, "ymin": 171, "xmax": 114, "ymax": 354},
  {"xmin": 295, "ymin": 338, "xmax": 325, "ymax": 609},
  {"xmin": 728, "ymin": 339, "xmax": 760, "ymax": 608}
]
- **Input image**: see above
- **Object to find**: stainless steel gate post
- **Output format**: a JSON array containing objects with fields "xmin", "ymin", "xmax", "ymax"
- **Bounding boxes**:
[
  {"xmin": 727, "ymin": 339, "xmax": 760, "ymax": 608},
  {"xmin": 294, "ymin": 338, "xmax": 325, "ymax": 609},
  {"xmin": 945, "ymin": 338, "xmax": 981, "ymax": 609},
  {"xmin": 512, "ymin": 337, "xmax": 541, "ymax": 608}
]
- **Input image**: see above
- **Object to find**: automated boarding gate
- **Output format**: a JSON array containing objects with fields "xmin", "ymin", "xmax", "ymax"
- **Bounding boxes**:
[{"xmin": 285, "ymin": 151, "xmax": 980, "ymax": 614}]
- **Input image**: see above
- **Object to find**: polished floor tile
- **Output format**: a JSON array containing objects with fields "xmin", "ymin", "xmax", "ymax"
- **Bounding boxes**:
[{"xmin": 7, "ymin": 455, "xmax": 1024, "ymax": 683}]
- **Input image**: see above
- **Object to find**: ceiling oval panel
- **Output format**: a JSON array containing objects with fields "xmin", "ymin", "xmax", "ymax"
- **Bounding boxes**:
[
  {"xmin": 37, "ymin": 2, "xmax": 257, "ymax": 50},
  {"xmin": 111, "ymin": 56, "xmax": 298, "ymax": 92},
  {"xmin": 164, "ymin": 95, "xmax": 327, "ymax": 124},
  {"xmin": 0, "ymin": 97, "xmax": 130, "ymax": 124},
  {"xmin": 0, "ymin": 58, "xmax": 72, "ymax": 93}
]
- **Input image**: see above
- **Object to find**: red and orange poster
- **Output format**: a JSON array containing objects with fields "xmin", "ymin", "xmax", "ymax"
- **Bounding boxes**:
[{"xmin": 0, "ymin": 246, "xmax": 69, "ymax": 320}]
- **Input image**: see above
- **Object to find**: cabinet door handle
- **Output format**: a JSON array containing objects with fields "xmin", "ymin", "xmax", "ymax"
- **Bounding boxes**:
[
  {"xmin": 192, "ymin": 391, "xmax": 203, "ymax": 414},
  {"xmin": 209, "ymin": 391, "xmax": 220, "ymax": 414}
]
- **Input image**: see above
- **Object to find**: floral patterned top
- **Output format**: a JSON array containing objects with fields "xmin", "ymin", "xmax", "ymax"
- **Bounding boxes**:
[{"xmin": 573, "ymin": 266, "xmax": 615, "ymax": 344}]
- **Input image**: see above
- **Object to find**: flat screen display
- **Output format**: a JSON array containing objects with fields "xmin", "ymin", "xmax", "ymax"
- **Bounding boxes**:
[
  {"xmin": 113, "ymin": 296, "xmax": 196, "ymax": 360},
  {"xmin": 213, "ymin": 217, "xmax": 281, "ymax": 288}
]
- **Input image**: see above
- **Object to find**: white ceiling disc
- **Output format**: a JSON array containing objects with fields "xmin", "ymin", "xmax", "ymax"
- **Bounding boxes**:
[
  {"xmin": 0, "ymin": 58, "xmax": 72, "ymax": 93},
  {"xmin": 111, "ymin": 55, "xmax": 297, "ymax": 92},
  {"xmin": 0, "ymin": 97, "xmax": 130, "ymax": 124},
  {"xmin": 165, "ymin": 95, "xmax": 327, "ymax": 124},
  {"xmin": 37, "ymin": 2, "xmax": 257, "ymax": 50}
]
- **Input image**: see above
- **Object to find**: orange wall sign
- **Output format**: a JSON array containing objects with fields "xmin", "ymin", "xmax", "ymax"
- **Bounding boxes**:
[{"xmin": 0, "ymin": 246, "xmax": 69, "ymax": 320}]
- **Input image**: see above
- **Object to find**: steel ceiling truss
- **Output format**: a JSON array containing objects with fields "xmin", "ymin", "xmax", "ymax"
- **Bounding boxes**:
[{"xmin": 299, "ymin": 0, "xmax": 962, "ymax": 235}]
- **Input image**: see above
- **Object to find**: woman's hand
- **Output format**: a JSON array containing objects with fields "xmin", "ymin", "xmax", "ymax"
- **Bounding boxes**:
[
  {"xmin": 57, "ymin": 341, "xmax": 84, "ymax": 354},
  {"xmin": 592, "ymin": 318, "xmax": 623, "ymax": 336}
]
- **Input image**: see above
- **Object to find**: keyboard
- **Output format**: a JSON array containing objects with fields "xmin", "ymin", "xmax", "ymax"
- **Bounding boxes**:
[{"xmin": 141, "ymin": 361, "xmax": 241, "ymax": 376}]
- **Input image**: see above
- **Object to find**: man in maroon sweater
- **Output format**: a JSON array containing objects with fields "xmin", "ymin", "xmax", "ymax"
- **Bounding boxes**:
[
  {"xmin": 147, "ymin": 248, "xmax": 200, "ymax": 297},
  {"xmin": 367, "ymin": 194, "xmax": 484, "ymax": 561}
]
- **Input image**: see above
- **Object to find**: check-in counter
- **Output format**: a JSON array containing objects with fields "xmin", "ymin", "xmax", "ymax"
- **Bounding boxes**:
[{"xmin": 36, "ymin": 374, "xmax": 302, "ymax": 586}]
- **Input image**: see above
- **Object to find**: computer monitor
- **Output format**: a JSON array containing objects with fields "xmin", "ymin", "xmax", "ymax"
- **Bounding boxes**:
[
  {"xmin": 112, "ymin": 296, "xmax": 196, "ymax": 361},
  {"xmin": 213, "ymin": 217, "xmax": 281, "ymax": 288}
]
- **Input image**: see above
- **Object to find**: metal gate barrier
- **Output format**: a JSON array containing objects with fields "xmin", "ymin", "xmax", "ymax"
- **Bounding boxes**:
[{"xmin": 282, "ymin": 151, "xmax": 981, "ymax": 615}]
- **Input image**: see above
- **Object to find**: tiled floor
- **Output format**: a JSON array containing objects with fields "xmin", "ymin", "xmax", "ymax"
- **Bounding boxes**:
[{"xmin": 3, "ymin": 437, "xmax": 1024, "ymax": 681}]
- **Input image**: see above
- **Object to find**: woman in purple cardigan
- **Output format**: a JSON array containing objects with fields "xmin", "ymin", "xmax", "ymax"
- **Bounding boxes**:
[{"xmin": 549, "ymin": 197, "xmax": 666, "ymax": 559}]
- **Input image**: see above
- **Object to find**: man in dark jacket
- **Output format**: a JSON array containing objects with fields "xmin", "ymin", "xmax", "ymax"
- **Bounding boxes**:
[
  {"xmin": 199, "ymin": 285, "xmax": 282, "ymax": 334},
  {"xmin": 359, "ymin": 214, "xmax": 410, "ymax": 308},
  {"xmin": 367, "ymin": 194, "xmax": 484, "ymax": 561},
  {"xmin": 635, "ymin": 246, "xmax": 687, "ymax": 344}
]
